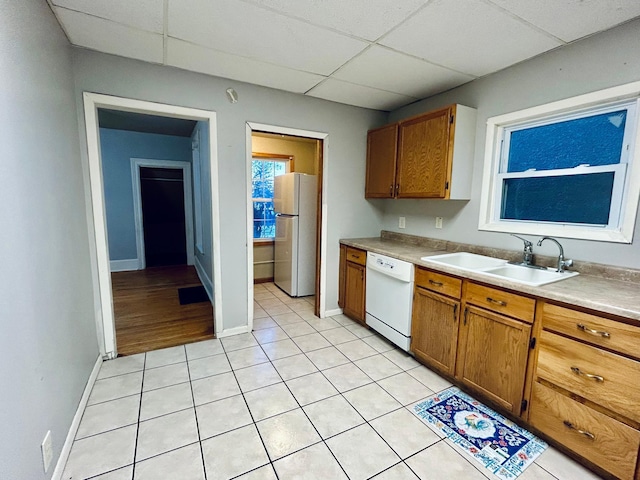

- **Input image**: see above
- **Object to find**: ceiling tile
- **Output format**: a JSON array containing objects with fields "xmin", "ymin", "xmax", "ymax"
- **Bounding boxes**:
[
  {"xmin": 333, "ymin": 45, "xmax": 475, "ymax": 98},
  {"xmin": 488, "ymin": 0, "xmax": 640, "ymax": 42},
  {"xmin": 168, "ymin": 0, "xmax": 368, "ymax": 75},
  {"xmin": 51, "ymin": 0, "xmax": 164, "ymax": 33},
  {"xmin": 306, "ymin": 78, "xmax": 417, "ymax": 111},
  {"xmin": 244, "ymin": 0, "xmax": 429, "ymax": 41},
  {"xmin": 166, "ymin": 39, "xmax": 325, "ymax": 94},
  {"xmin": 380, "ymin": 0, "xmax": 562, "ymax": 77},
  {"xmin": 55, "ymin": 8, "xmax": 163, "ymax": 63}
]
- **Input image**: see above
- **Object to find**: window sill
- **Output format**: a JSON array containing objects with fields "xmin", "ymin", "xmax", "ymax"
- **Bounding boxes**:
[{"xmin": 253, "ymin": 239, "xmax": 275, "ymax": 246}]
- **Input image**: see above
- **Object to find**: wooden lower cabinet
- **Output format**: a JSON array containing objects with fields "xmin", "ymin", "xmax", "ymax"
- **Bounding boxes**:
[
  {"xmin": 343, "ymin": 261, "xmax": 365, "ymax": 323},
  {"xmin": 338, "ymin": 244, "xmax": 347, "ymax": 309},
  {"xmin": 411, "ymin": 286, "xmax": 460, "ymax": 376},
  {"xmin": 529, "ymin": 381, "xmax": 640, "ymax": 480},
  {"xmin": 456, "ymin": 305, "xmax": 531, "ymax": 416}
]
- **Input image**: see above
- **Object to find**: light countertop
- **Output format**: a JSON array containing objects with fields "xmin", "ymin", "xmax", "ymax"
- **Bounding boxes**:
[{"xmin": 341, "ymin": 236, "xmax": 640, "ymax": 324}]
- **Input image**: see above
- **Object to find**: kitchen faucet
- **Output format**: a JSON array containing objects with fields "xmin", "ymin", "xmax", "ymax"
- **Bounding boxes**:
[
  {"xmin": 509, "ymin": 234, "xmax": 535, "ymax": 266},
  {"xmin": 537, "ymin": 236, "xmax": 574, "ymax": 272}
]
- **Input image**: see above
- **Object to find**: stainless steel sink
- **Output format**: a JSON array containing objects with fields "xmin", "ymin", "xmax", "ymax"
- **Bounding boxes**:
[{"xmin": 421, "ymin": 252, "xmax": 579, "ymax": 287}]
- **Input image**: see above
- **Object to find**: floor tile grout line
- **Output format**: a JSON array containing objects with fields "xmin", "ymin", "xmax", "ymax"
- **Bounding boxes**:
[
  {"xmin": 184, "ymin": 345, "xmax": 209, "ymax": 480},
  {"xmin": 222, "ymin": 341, "xmax": 278, "ymax": 479},
  {"xmin": 130, "ymin": 351, "xmax": 147, "ymax": 480},
  {"xmin": 253, "ymin": 339, "xmax": 352, "ymax": 480}
]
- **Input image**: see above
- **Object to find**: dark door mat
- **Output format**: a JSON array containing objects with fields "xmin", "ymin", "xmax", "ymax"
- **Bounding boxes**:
[{"xmin": 178, "ymin": 286, "xmax": 209, "ymax": 305}]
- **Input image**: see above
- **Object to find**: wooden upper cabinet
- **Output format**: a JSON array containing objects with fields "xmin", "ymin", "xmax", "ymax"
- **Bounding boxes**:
[
  {"xmin": 397, "ymin": 107, "xmax": 452, "ymax": 198},
  {"xmin": 365, "ymin": 124, "xmax": 398, "ymax": 198},
  {"xmin": 365, "ymin": 104, "xmax": 477, "ymax": 200}
]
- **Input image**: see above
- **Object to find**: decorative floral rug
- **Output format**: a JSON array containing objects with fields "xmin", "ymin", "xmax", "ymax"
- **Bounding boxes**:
[{"xmin": 413, "ymin": 387, "xmax": 547, "ymax": 480}]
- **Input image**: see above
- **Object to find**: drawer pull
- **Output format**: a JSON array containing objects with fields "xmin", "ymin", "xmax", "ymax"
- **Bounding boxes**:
[
  {"xmin": 486, "ymin": 297, "xmax": 507, "ymax": 307},
  {"xmin": 429, "ymin": 279, "xmax": 444, "ymax": 287},
  {"xmin": 577, "ymin": 323, "xmax": 610, "ymax": 338},
  {"xmin": 570, "ymin": 366, "xmax": 604, "ymax": 382},
  {"xmin": 563, "ymin": 421, "xmax": 595, "ymax": 440},
  {"xmin": 350, "ymin": 254, "xmax": 360, "ymax": 259}
]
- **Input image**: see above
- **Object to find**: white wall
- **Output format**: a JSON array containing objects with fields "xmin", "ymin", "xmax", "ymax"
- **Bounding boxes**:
[
  {"xmin": 381, "ymin": 18, "xmax": 640, "ymax": 269},
  {"xmin": 71, "ymin": 50, "xmax": 386, "ymax": 328},
  {"xmin": 0, "ymin": 1, "xmax": 99, "ymax": 479}
]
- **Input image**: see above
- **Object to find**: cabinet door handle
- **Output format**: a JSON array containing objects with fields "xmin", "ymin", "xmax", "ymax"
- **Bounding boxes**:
[
  {"xmin": 395, "ymin": 183, "xmax": 399, "ymax": 195},
  {"xmin": 429, "ymin": 279, "xmax": 444, "ymax": 287},
  {"xmin": 486, "ymin": 297, "xmax": 507, "ymax": 307},
  {"xmin": 463, "ymin": 307, "xmax": 468, "ymax": 325},
  {"xmin": 570, "ymin": 366, "xmax": 604, "ymax": 382},
  {"xmin": 453, "ymin": 304, "xmax": 458, "ymax": 318},
  {"xmin": 577, "ymin": 324, "xmax": 610, "ymax": 338},
  {"xmin": 563, "ymin": 421, "xmax": 595, "ymax": 440},
  {"xmin": 389, "ymin": 185, "xmax": 394, "ymax": 196}
]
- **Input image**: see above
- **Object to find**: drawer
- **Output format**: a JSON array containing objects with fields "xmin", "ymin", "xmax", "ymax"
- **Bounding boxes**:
[
  {"xmin": 465, "ymin": 282, "xmax": 535, "ymax": 323},
  {"xmin": 536, "ymin": 330, "xmax": 640, "ymax": 423},
  {"xmin": 529, "ymin": 381, "xmax": 640, "ymax": 480},
  {"xmin": 415, "ymin": 268, "xmax": 462, "ymax": 299},
  {"xmin": 542, "ymin": 303, "xmax": 640, "ymax": 360},
  {"xmin": 345, "ymin": 247, "xmax": 366, "ymax": 266}
]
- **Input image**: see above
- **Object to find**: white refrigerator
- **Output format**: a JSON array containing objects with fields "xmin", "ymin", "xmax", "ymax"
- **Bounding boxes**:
[{"xmin": 273, "ymin": 173, "xmax": 317, "ymax": 297}]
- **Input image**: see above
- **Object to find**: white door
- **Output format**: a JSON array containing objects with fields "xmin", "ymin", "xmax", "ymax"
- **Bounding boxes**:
[{"xmin": 274, "ymin": 215, "xmax": 298, "ymax": 296}]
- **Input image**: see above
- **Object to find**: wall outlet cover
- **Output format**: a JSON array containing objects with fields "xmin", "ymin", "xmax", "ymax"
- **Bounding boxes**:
[
  {"xmin": 435, "ymin": 217, "xmax": 443, "ymax": 229},
  {"xmin": 399, "ymin": 216, "xmax": 406, "ymax": 229}
]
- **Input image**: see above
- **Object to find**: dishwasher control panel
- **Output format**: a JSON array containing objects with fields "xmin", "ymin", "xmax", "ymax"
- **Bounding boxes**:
[{"xmin": 367, "ymin": 252, "xmax": 414, "ymax": 282}]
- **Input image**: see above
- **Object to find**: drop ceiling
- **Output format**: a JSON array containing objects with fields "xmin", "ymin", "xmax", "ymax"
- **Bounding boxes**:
[{"xmin": 49, "ymin": 0, "xmax": 640, "ymax": 111}]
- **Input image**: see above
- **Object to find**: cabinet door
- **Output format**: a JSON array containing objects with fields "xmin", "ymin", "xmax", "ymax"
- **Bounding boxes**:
[
  {"xmin": 411, "ymin": 287, "xmax": 460, "ymax": 376},
  {"xmin": 397, "ymin": 107, "xmax": 452, "ymax": 198},
  {"xmin": 457, "ymin": 305, "xmax": 531, "ymax": 415},
  {"xmin": 338, "ymin": 245, "xmax": 347, "ymax": 309},
  {"xmin": 365, "ymin": 124, "xmax": 398, "ymax": 198},
  {"xmin": 343, "ymin": 262, "xmax": 366, "ymax": 324}
]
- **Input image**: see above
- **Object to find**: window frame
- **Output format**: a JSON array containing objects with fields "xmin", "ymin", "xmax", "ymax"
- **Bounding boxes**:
[
  {"xmin": 479, "ymin": 81, "xmax": 640, "ymax": 243},
  {"xmin": 251, "ymin": 153, "xmax": 293, "ymax": 242}
]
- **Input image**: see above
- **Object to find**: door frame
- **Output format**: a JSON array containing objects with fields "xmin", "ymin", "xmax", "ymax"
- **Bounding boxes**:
[
  {"xmin": 245, "ymin": 122, "xmax": 329, "ymax": 327},
  {"xmin": 131, "ymin": 158, "xmax": 195, "ymax": 269},
  {"xmin": 83, "ymin": 92, "xmax": 222, "ymax": 359}
]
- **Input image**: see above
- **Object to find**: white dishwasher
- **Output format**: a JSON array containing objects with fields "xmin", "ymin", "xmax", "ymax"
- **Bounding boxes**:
[{"xmin": 365, "ymin": 252, "xmax": 414, "ymax": 351}]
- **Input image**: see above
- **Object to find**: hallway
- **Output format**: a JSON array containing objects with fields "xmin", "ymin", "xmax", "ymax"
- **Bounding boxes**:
[{"xmin": 111, "ymin": 266, "xmax": 214, "ymax": 355}]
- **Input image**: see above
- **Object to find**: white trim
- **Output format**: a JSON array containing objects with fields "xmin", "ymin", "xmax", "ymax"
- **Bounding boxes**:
[
  {"xmin": 82, "ymin": 92, "xmax": 223, "ymax": 357},
  {"xmin": 109, "ymin": 259, "xmax": 139, "ymax": 272},
  {"xmin": 52, "ymin": 355, "xmax": 103, "ymax": 480},
  {"xmin": 194, "ymin": 255, "xmax": 214, "ymax": 303},
  {"xmin": 324, "ymin": 308, "xmax": 343, "ymax": 317},
  {"xmin": 479, "ymin": 81, "xmax": 640, "ymax": 243},
  {"xmin": 246, "ymin": 122, "xmax": 329, "ymax": 322},
  {"xmin": 216, "ymin": 325, "xmax": 251, "ymax": 338},
  {"xmin": 130, "ymin": 158, "xmax": 195, "ymax": 268}
]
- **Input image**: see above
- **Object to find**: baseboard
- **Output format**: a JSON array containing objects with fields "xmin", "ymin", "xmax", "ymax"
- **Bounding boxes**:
[
  {"xmin": 194, "ymin": 256, "xmax": 213, "ymax": 303},
  {"xmin": 324, "ymin": 308, "xmax": 343, "ymax": 317},
  {"xmin": 109, "ymin": 259, "xmax": 139, "ymax": 272},
  {"xmin": 253, "ymin": 277, "xmax": 274, "ymax": 284},
  {"xmin": 216, "ymin": 325, "xmax": 250, "ymax": 338},
  {"xmin": 52, "ymin": 355, "xmax": 103, "ymax": 480}
]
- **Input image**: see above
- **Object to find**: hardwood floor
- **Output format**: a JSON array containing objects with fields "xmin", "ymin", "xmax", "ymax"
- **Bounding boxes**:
[{"xmin": 111, "ymin": 265, "xmax": 214, "ymax": 356}]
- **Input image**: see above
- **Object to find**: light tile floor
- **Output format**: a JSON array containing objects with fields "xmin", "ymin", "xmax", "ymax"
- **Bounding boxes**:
[{"xmin": 62, "ymin": 283, "xmax": 603, "ymax": 480}]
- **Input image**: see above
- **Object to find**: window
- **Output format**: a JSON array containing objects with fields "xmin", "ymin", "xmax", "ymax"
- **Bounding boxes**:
[
  {"xmin": 252, "ymin": 154, "xmax": 291, "ymax": 240},
  {"xmin": 479, "ymin": 82, "xmax": 640, "ymax": 243}
]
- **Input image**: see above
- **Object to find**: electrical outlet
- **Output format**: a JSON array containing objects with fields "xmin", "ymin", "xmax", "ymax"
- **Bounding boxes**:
[
  {"xmin": 398, "ymin": 216, "xmax": 406, "ymax": 229},
  {"xmin": 435, "ymin": 217, "xmax": 443, "ymax": 229},
  {"xmin": 41, "ymin": 430, "xmax": 53, "ymax": 473}
]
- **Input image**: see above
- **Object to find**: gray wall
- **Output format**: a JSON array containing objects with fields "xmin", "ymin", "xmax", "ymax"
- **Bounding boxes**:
[
  {"xmin": 381, "ymin": 18, "xmax": 640, "ymax": 269},
  {"xmin": 0, "ymin": 1, "xmax": 99, "ymax": 479},
  {"xmin": 100, "ymin": 128, "xmax": 192, "ymax": 261},
  {"xmin": 71, "ymin": 50, "xmax": 386, "ymax": 329}
]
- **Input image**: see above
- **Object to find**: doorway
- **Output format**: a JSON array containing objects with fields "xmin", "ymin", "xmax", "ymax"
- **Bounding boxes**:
[
  {"xmin": 83, "ymin": 93, "xmax": 223, "ymax": 359},
  {"xmin": 246, "ymin": 123, "xmax": 328, "ymax": 325}
]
